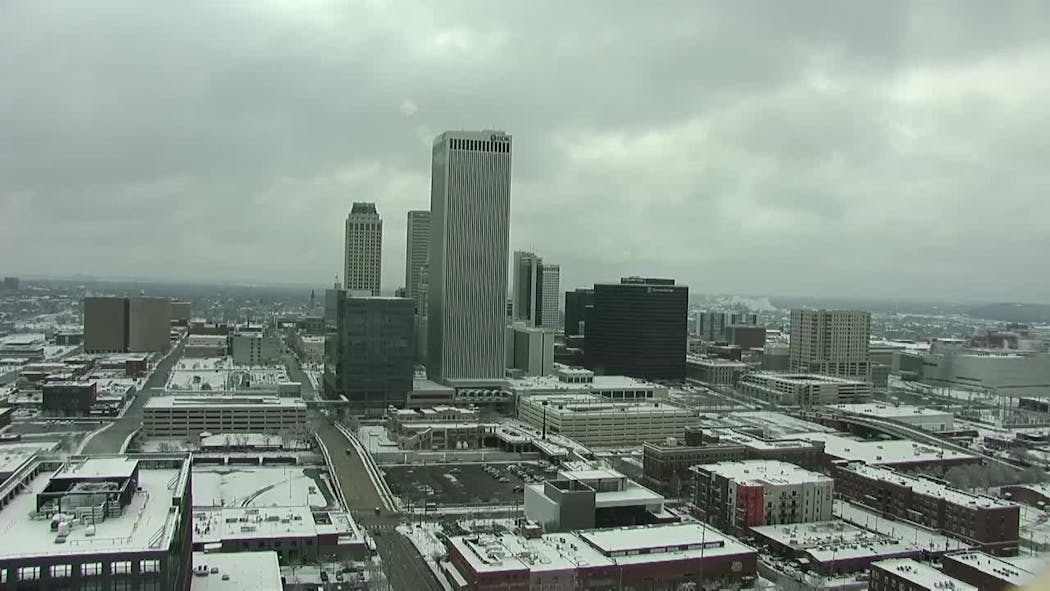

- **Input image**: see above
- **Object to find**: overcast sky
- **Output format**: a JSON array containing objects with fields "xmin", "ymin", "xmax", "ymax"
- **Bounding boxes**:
[{"xmin": 2, "ymin": 1, "xmax": 1049, "ymax": 302}]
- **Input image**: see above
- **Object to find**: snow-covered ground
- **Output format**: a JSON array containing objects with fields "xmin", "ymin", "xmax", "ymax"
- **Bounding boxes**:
[
  {"xmin": 1021, "ymin": 505, "xmax": 1050, "ymax": 550},
  {"xmin": 192, "ymin": 466, "xmax": 328, "ymax": 508}
]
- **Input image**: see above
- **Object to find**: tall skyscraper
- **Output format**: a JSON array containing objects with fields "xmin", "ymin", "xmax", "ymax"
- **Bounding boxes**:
[
  {"xmin": 427, "ymin": 130, "xmax": 512, "ymax": 384},
  {"xmin": 585, "ymin": 277, "xmax": 688, "ymax": 380},
  {"xmin": 789, "ymin": 309, "xmax": 872, "ymax": 380},
  {"xmin": 512, "ymin": 251, "xmax": 560, "ymax": 331},
  {"xmin": 344, "ymin": 202, "xmax": 382, "ymax": 295},
  {"xmin": 405, "ymin": 210, "xmax": 431, "ymax": 305},
  {"xmin": 539, "ymin": 263, "xmax": 560, "ymax": 331},
  {"xmin": 564, "ymin": 288, "xmax": 594, "ymax": 337}
]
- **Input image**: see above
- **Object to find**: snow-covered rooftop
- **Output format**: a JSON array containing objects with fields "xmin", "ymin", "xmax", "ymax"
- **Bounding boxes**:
[
  {"xmin": 0, "ymin": 442, "xmax": 56, "ymax": 474},
  {"xmin": 840, "ymin": 463, "xmax": 1015, "ymax": 509},
  {"xmin": 191, "ymin": 551, "xmax": 282, "ymax": 591},
  {"xmin": 578, "ymin": 522, "xmax": 754, "ymax": 560},
  {"xmin": 146, "ymin": 395, "xmax": 305, "ymax": 410},
  {"xmin": 946, "ymin": 551, "xmax": 1042, "ymax": 586},
  {"xmin": 192, "ymin": 506, "xmax": 361, "ymax": 545},
  {"xmin": 872, "ymin": 558, "xmax": 976, "ymax": 590},
  {"xmin": 0, "ymin": 466, "xmax": 183, "ymax": 559},
  {"xmin": 788, "ymin": 432, "xmax": 976, "ymax": 466},
  {"xmin": 695, "ymin": 459, "xmax": 832, "ymax": 487},
  {"xmin": 829, "ymin": 403, "xmax": 953, "ymax": 420},
  {"xmin": 191, "ymin": 466, "xmax": 327, "ymax": 509},
  {"xmin": 751, "ymin": 521, "xmax": 918, "ymax": 562},
  {"xmin": 834, "ymin": 500, "xmax": 972, "ymax": 552},
  {"xmin": 54, "ymin": 457, "xmax": 138, "ymax": 480}
]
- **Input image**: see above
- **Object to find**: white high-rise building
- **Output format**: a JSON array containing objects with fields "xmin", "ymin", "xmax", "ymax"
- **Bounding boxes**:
[
  {"xmin": 344, "ymin": 202, "xmax": 382, "ymax": 295},
  {"xmin": 427, "ymin": 130, "xmax": 512, "ymax": 384},
  {"xmin": 512, "ymin": 251, "xmax": 560, "ymax": 331},
  {"xmin": 539, "ymin": 263, "xmax": 560, "ymax": 331},
  {"xmin": 790, "ymin": 309, "xmax": 871, "ymax": 380},
  {"xmin": 405, "ymin": 210, "xmax": 430, "ymax": 305}
]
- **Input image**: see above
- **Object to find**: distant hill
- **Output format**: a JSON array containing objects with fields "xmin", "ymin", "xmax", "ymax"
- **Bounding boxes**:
[{"xmin": 967, "ymin": 303, "xmax": 1050, "ymax": 323}]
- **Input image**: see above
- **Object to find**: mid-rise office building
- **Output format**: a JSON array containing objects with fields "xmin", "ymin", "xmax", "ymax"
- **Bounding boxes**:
[
  {"xmin": 834, "ymin": 462, "xmax": 1020, "ymax": 554},
  {"xmin": 170, "ymin": 300, "xmax": 191, "ymax": 325},
  {"xmin": 642, "ymin": 429, "xmax": 825, "ymax": 494},
  {"xmin": 698, "ymin": 311, "xmax": 727, "ymax": 341},
  {"xmin": 231, "ymin": 333, "xmax": 279, "ymax": 366},
  {"xmin": 445, "ymin": 522, "xmax": 758, "ymax": 591},
  {"xmin": 1, "ymin": 276, "xmax": 19, "ymax": 291},
  {"xmin": 143, "ymin": 395, "xmax": 307, "ymax": 437},
  {"xmin": 324, "ymin": 293, "xmax": 415, "ymax": 408},
  {"xmin": 563, "ymin": 288, "xmax": 594, "ymax": 337},
  {"xmin": 727, "ymin": 325, "xmax": 766, "ymax": 350},
  {"xmin": 739, "ymin": 372, "xmax": 872, "ymax": 406},
  {"xmin": 343, "ymin": 202, "xmax": 382, "ymax": 295},
  {"xmin": 427, "ymin": 130, "xmax": 512, "ymax": 386},
  {"xmin": 41, "ymin": 382, "xmax": 98, "ymax": 415},
  {"xmin": 790, "ymin": 309, "xmax": 872, "ymax": 380},
  {"xmin": 517, "ymin": 393, "xmax": 694, "ymax": 447},
  {"xmin": 507, "ymin": 323, "xmax": 555, "ymax": 376},
  {"xmin": 693, "ymin": 460, "xmax": 834, "ymax": 536},
  {"xmin": 404, "ymin": 210, "xmax": 430, "ymax": 305},
  {"xmin": 0, "ymin": 456, "xmax": 192, "ymax": 590},
  {"xmin": 524, "ymin": 464, "xmax": 666, "ymax": 532},
  {"xmin": 84, "ymin": 296, "xmax": 171, "ymax": 353},
  {"xmin": 585, "ymin": 277, "xmax": 688, "ymax": 381}
]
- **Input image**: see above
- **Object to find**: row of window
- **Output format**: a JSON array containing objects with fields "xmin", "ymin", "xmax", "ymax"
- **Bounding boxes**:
[
  {"xmin": 449, "ymin": 138, "xmax": 510, "ymax": 153},
  {"xmin": 0, "ymin": 560, "xmax": 160, "ymax": 582}
]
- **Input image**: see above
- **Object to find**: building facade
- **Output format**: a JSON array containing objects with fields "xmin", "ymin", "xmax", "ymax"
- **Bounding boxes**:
[
  {"xmin": 698, "ymin": 311, "xmax": 727, "ymax": 342},
  {"xmin": 143, "ymin": 395, "xmax": 307, "ymax": 437},
  {"xmin": 427, "ymin": 131, "xmax": 512, "ymax": 385},
  {"xmin": 404, "ymin": 209, "xmax": 431, "ymax": 305},
  {"xmin": 343, "ymin": 202, "xmax": 382, "ymax": 295},
  {"xmin": 584, "ymin": 277, "xmax": 688, "ymax": 381},
  {"xmin": 739, "ymin": 372, "xmax": 872, "ymax": 406},
  {"xmin": 324, "ymin": 294, "xmax": 415, "ymax": 408},
  {"xmin": 834, "ymin": 462, "xmax": 1020, "ymax": 554},
  {"xmin": 563, "ymin": 288, "xmax": 594, "ymax": 337},
  {"xmin": 507, "ymin": 323, "xmax": 555, "ymax": 377},
  {"xmin": 84, "ymin": 296, "xmax": 171, "ymax": 354},
  {"xmin": 512, "ymin": 252, "xmax": 560, "ymax": 331},
  {"xmin": 231, "ymin": 333, "xmax": 279, "ymax": 366},
  {"xmin": 790, "ymin": 309, "xmax": 871, "ymax": 380},
  {"xmin": 517, "ymin": 393, "xmax": 694, "ymax": 447},
  {"xmin": 692, "ymin": 460, "xmax": 834, "ymax": 536}
]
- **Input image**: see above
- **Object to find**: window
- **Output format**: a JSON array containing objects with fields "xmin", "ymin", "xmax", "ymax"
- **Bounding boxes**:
[
  {"xmin": 112, "ymin": 561, "xmax": 133, "ymax": 575},
  {"xmin": 18, "ymin": 566, "xmax": 40, "ymax": 581},
  {"xmin": 140, "ymin": 560, "xmax": 161, "ymax": 573},
  {"xmin": 80, "ymin": 562, "xmax": 102, "ymax": 579},
  {"xmin": 50, "ymin": 564, "xmax": 72, "ymax": 578}
]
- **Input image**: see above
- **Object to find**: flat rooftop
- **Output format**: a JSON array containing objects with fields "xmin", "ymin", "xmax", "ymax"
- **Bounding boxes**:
[
  {"xmin": 945, "ymin": 551, "xmax": 1041, "ymax": 586},
  {"xmin": 830, "ymin": 403, "xmax": 953, "ymax": 419},
  {"xmin": 872, "ymin": 559, "xmax": 976, "ymax": 590},
  {"xmin": 0, "ymin": 442, "xmax": 57, "ymax": 474},
  {"xmin": 746, "ymin": 372, "xmax": 869, "ymax": 386},
  {"xmin": 695, "ymin": 459, "xmax": 832, "ymax": 487},
  {"xmin": 751, "ymin": 521, "xmax": 918, "ymax": 561},
  {"xmin": 146, "ymin": 395, "xmax": 306, "ymax": 410},
  {"xmin": 192, "ymin": 551, "xmax": 282, "ymax": 591},
  {"xmin": 842, "ymin": 463, "xmax": 1014, "ymax": 509},
  {"xmin": 725, "ymin": 411, "xmax": 836, "ymax": 437},
  {"xmin": 0, "ymin": 461, "xmax": 185, "ymax": 559},
  {"xmin": 578, "ymin": 522, "xmax": 754, "ymax": 560},
  {"xmin": 788, "ymin": 432, "xmax": 977, "ymax": 466},
  {"xmin": 192, "ymin": 506, "xmax": 361, "ymax": 545},
  {"xmin": 520, "ymin": 394, "xmax": 691, "ymax": 416},
  {"xmin": 711, "ymin": 428, "xmax": 821, "ymax": 451},
  {"xmin": 508, "ymin": 375, "xmax": 661, "ymax": 392},
  {"xmin": 450, "ymin": 531, "xmax": 611, "ymax": 574},
  {"xmin": 54, "ymin": 457, "xmax": 138, "ymax": 480}
]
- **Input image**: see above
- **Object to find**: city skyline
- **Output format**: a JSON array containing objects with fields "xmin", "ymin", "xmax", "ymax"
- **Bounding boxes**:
[{"xmin": 4, "ymin": 3, "xmax": 1050, "ymax": 302}]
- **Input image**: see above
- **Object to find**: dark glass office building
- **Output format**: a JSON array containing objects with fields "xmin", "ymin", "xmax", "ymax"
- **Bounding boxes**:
[
  {"xmin": 324, "ymin": 294, "xmax": 415, "ymax": 408},
  {"xmin": 564, "ymin": 288, "xmax": 594, "ymax": 337},
  {"xmin": 584, "ymin": 277, "xmax": 688, "ymax": 381}
]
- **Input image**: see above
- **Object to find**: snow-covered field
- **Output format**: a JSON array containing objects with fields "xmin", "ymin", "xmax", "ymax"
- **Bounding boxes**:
[{"xmin": 192, "ymin": 466, "xmax": 328, "ymax": 508}]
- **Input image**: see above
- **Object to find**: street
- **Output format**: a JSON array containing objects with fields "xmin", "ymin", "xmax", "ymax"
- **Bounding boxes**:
[{"xmin": 80, "ymin": 339, "xmax": 186, "ymax": 454}]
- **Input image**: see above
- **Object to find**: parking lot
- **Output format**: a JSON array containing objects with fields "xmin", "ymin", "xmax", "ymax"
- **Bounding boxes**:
[{"xmin": 383, "ymin": 461, "xmax": 558, "ymax": 507}]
